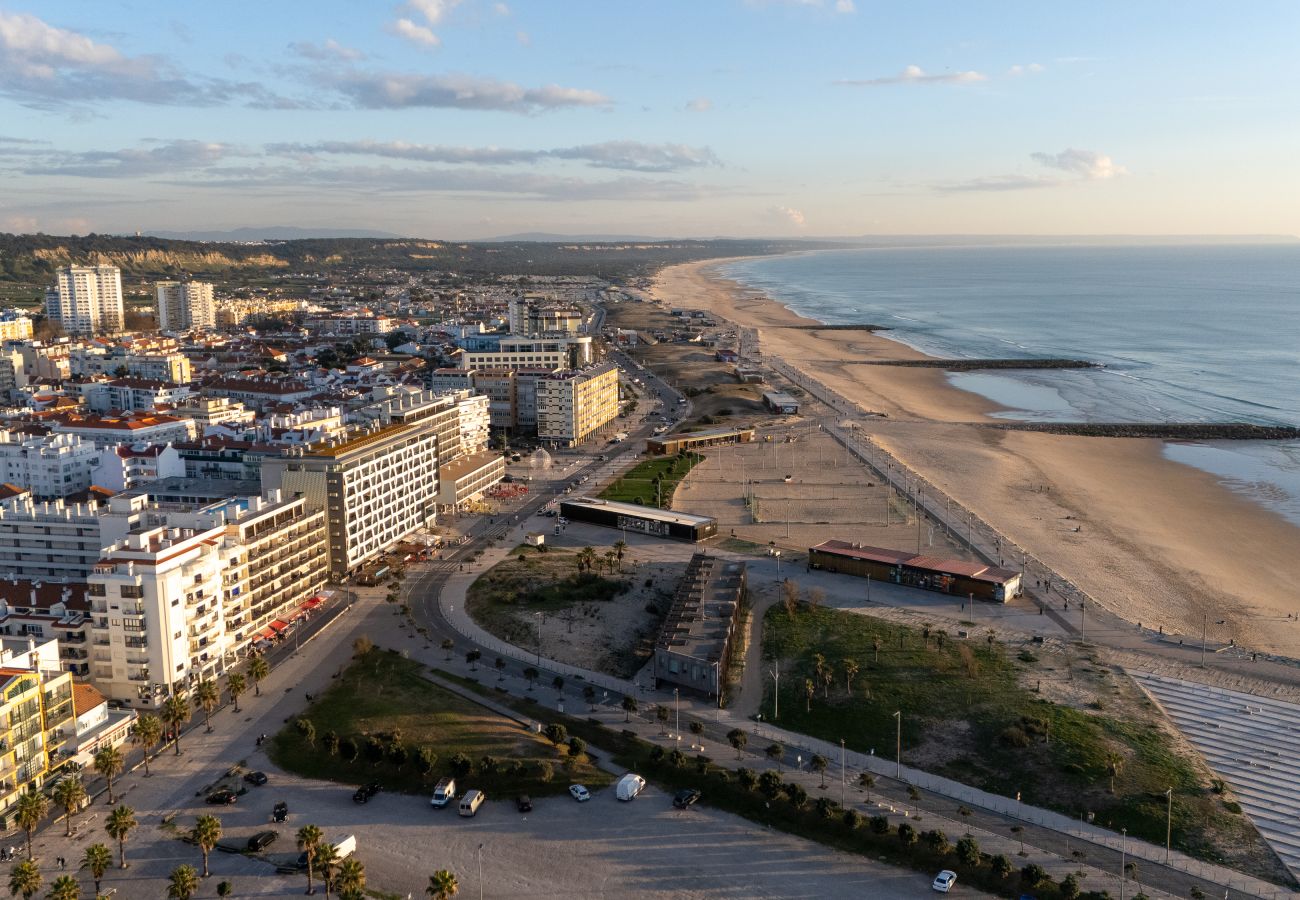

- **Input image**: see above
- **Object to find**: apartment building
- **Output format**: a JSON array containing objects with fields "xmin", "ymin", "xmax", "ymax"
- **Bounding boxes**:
[
  {"xmin": 507, "ymin": 297, "xmax": 583, "ymax": 336},
  {"xmin": 155, "ymin": 281, "xmax": 216, "ymax": 332},
  {"xmin": 457, "ymin": 334, "xmax": 593, "ymax": 371},
  {"xmin": 304, "ymin": 314, "xmax": 393, "ymax": 335},
  {"xmin": 48, "ymin": 412, "xmax": 196, "ymax": 448},
  {"xmin": 89, "ymin": 443, "xmax": 185, "ymax": 492},
  {"xmin": 437, "ymin": 450, "xmax": 506, "ymax": 511},
  {"xmin": 261, "ymin": 419, "xmax": 440, "ymax": 580},
  {"xmin": 200, "ymin": 375, "xmax": 316, "ymax": 411},
  {"xmin": 0, "ymin": 636, "xmax": 76, "ymax": 817},
  {"xmin": 170, "ymin": 396, "xmax": 257, "ymax": 433},
  {"xmin": 536, "ymin": 362, "xmax": 620, "ymax": 447},
  {"xmin": 45, "ymin": 265, "xmax": 124, "ymax": 336},
  {"xmin": 214, "ymin": 298, "xmax": 305, "ymax": 328},
  {"xmin": 0, "ymin": 316, "xmax": 33, "ymax": 342},
  {"xmin": 81, "ymin": 378, "xmax": 195, "ymax": 414},
  {"xmin": 355, "ymin": 388, "xmax": 461, "ymax": 458},
  {"xmin": 0, "ymin": 580, "xmax": 93, "ymax": 680},
  {"xmin": 0, "ymin": 431, "xmax": 101, "ymax": 499},
  {"xmin": 0, "ymin": 493, "xmax": 138, "ymax": 581}
]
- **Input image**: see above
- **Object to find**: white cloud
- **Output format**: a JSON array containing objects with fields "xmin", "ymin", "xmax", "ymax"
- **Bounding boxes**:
[
  {"xmin": 407, "ymin": 0, "xmax": 460, "ymax": 24},
  {"xmin": 493, "ymin": 3, "xmax": 511, "ymax": 16},
  {"xmin": 1030, "ymin": 148, "xmax": 1126, "ymax": 180},
  {"xmin": 685, "ymin": 97, "xmax": 712, "ymax": 112},
  {"xmin": 1007, "ymin": 63, "xmax": 1045, "ymax": 77},
  {"xmin": 331, "ymin": 71, "xmax": 610, "ymax": 112},
  {"xmin": 288, "ymin": 39, "xmax": 364, "ymax": 61},
  {"xmin": 936, "ymin": 174, "xmax": 1061, "ymax": 193},
  {"xmin": 27, "ymin": 139, "xmax": 233, "ymax": 178},
  {"xmin": 835, "ymin": 0, "xmax": 856, "ymax": 11},
  {"xmin": 516, "ymin": 30, "xmax": 531, "ymax": 47},
  {"xmin": 267, "ymin": 139, "xmax": 720, "ymax": 172},
  {"xmin": 745, "ymin": 0, "xmax": 854, "ymax": 12},
  {"xmin": 771, "ymin": 205, "xmax": 807, "ymax": 227},
  {"xmin": 836, "ymin": 65, "xmax": 987, "ymax": 87},
  {"xmin": 389, "ymin": 18, "xmax": 440, "ymax": 47}
]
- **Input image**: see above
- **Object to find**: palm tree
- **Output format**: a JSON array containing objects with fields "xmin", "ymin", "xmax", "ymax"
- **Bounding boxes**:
[
  {"xmin": 858, "ymin": 772, "xmax": 876, "ymax": 802},
  {"xmin": 131, "ymin": 714, "xmax": 163, "ymax": 776},
  {"xmin": 621, "ymin": 695, "xmax": 637, "ymax": 722},
  {"xmin": 226, "ymin": 672, "xmax": 247, "ymax": 713},
  {"xmin": 80, "ymin": 844, "xmax": 113, "ymax": 897},
  {"xmin": 52, "ymin": 775, "xmax": 86, "ymax": 837},
  {"xmin": 93, "ymin": 745, "xmax": 125, "ymax": 805},
  {"xmin": 726, "ymin": 728, "xmax": 748, "ymax": 759},
  {"xmin": 810, "ymin": 753, "xmax": 829, "ymax": 788},
  {"xmin": 14, "ymin": 788, "xmax": 49, "ymax": 860},
  {"xmin": 105, "ymin": 805, "xmax": 137, "ymax": 868},
  {"xmin": 193, "ymin": 680, "xmax": 220, "ymax": 733},
  {"xmin": 316, "ymin": 843, "xmax": 341, "ymax": 900},
  {"xmin": 872, "ymin": 636, "xmax": 881, "ymax": 663},
  {"xmin": 167, "ymin": 865, "xmax": 199, "ymax": 900},
  {"xmin": 804, "ymin": 677, "xmax": 815, "ymax": 712},
  {"xmin": 427, "ymin": 870, "xmax": 459, "ymax": 899},
  {"xmin": 842, "ymin": 658, "xmax": 859, "ymax": 695},
  {"xmin": 612, "ymin": 539, "xmax": 627, "ymax": 569},
  {"xmin": 192, "ymin": 814, "xmax": 222, "ymax": 877},
  {"xmin": 1106, "ymin": 752, "xmax": 1124, "ymax": 794},
  {"xmin": 336, "ymin": 858, "xmax": 365, "ymax": 900},
  {"xmin": 603, "ymin": 550, "xmax": 617, "ymax": 573},
  {"xmin": 42, "ymin": 875, "xmax": 78, "ymax": 900},
  {"xmin": 296, "ymin": 824, "xmax": 323, "ymax": 895},
  {"xmin": 162, "ymin": 692, "xmax": 191, "ymax": 755},
  {"xmin": 7, "ymin": 859, "xmax": 40, "ymax": 900},
  {"xmin": 249, "ymin": 654, "xmax": 270, "ymax": 696},
  {"xmin": 812, "ymin": 652, "xmax": 826, "ymax": 688}
]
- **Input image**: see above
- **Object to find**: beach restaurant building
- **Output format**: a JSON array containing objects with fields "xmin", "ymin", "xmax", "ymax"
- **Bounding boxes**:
[
  {"xmin": 808, "ymin": 539, "xmax": 1022, "ymax": 602},
  {"xmin": 645, "ymin": 427, "xmax": 756, "ymax": 456},
  {"xmin": 559, "ymin": 496, "xmax": 717, "ymax": 542}
]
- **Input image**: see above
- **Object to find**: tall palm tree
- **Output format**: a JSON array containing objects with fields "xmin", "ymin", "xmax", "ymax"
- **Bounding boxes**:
[
  {"xmin": 804, "ymin": 677, "xmax": 815, "ymax": 712},
  {"xmin": 427, "ymin": 870, "xmax": 459, "ymax": 900},
  {"xmin": 842, "ymin": 658, "xmax": 860, "ymax": 695},
  {"xmin": 336, "ymin": 858, "xmax": 365, "ymax": 900},
  {"xmin": 296, "ymin": 824, "xmax": 323, "ymax": 895},
  {"xmin": 193, "ymin": 680, "xmax": 220, "ymax": 733},
  {"xmin": 42, "ymin": 875, "xmax": 78, "ymax": 900},
  {"xmin": 162, "ymin": 692, "xmax": 191, "ymax": 755},
  {"xmin": 80, "ymin": 843, "xmax": 113, "ymax": 897},
  {"xmin": 105, "ymin": 804, "xmax": 137, "ymax": 868},
  {"xmin": 14, "ymin": 788, "xmax": 49, "ymax": 860},
  {"xmin": 315, "ymin": 843, "xmax": 341, "ymax": 900},
  {"xmin": 92, "ymin": 745, "xmax": 124, "ymax": 805},
  {"xmin": 51, "ymin": 775, "xmax": 86, "ymax": 837},
  {"xmin": 192, "ymin": 814, "xmax": 222, "ymax": 878},
  {"xmin": 225, "ymin": 672, "xmax": 247, "ymax": 713},
  {"xmin": 612, "ymin": 539, "xmax": 627, "ymax": 568},
  {"xmin": 166, "ymin": 865, "xmax": 199, "ymax": 900},
  {"xmin": 7, "ymin": 859, "xmax": 40, "ymax": 899},
  {"xmin": 249, "ymin": 654, "xmax": 270, "ymax": 696},
  {"xmin": 131, "ymin": 714, "xmax": 163, "ymax": 776}
]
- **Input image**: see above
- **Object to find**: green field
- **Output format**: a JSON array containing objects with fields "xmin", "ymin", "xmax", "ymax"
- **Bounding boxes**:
[
  {"xmin": 269, "ymin": 648, "xmax": 610, "ymax": 797},
  {"xmin": 761, "ymin": 605, "xmax": 1274, "ymax": 873},
  {"xmin": 598, "ymin": 455, "xmax": 700, "ymax": 506}
]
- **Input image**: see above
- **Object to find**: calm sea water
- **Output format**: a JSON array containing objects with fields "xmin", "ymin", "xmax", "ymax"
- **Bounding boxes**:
[{"xmin": 718, "ymin": 244, "xmax": 1300, "ymax": 525}]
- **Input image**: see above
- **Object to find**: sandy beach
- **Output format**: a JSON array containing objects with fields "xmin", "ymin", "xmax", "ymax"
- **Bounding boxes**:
[{"xmin": 651, "ymin": 258, "xmax": 1300, "ymax": 657}]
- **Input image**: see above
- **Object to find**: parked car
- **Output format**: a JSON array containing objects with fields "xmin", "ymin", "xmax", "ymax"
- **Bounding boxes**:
[
  {"xmin": 244, "ymin": 771, "xmax": 268, "ymax": 786},
  {"xmin": 430, "ymin": 777, "xmax": 457, "ymax": 808},
  {"xmin": 206, "ymin": 789, "xmax": 237, "ymax": 805},
  {"xmin": 246, "ymin": 831, "xmax": 278, "ymax": 852},
  {"xmin": 672, "ymin": 788, "xmax": 701, "ymax": 809},
  {"xmin": 932, "ymin": 870, "xmax": 957, "ymax": 893},
  {"xmin": 515, "ymin": 795, "xmax": 532, "ymax": 813},
  {"xmin": 568, "ymin": 784, "xmax": 591, "ymax": 802},
  {"xmin": 272, "ymin": 801, "xmax": 288, "ymax": 823},
  {"xmin": 352, "ymin": 782, "xmax": 381, "ymax": 804},
  {"xmin": 458, "ymin": 790, "xmax": 485, "ymax": 817}
]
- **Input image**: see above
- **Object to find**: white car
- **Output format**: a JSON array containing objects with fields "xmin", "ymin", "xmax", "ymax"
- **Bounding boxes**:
[
  {"xmin": 568, "ymin": 784, "xmax": 591, "ymax": 802},
  {"xmin": 932, "ymin": 870, "xmax": 957, "ymax": 893}
]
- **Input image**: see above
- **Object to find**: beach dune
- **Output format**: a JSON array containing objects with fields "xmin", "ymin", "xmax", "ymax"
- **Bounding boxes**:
[{"xmin": 652, "ymin": 259, "xmax": 1300, "ymax": 656}]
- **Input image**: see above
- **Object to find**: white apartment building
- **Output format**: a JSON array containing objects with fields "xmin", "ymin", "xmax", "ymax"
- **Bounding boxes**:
[
  {"xmin": 304, "ymin": 314, "xmax": 393, "ymax": 335},
  {"xmin": 261, "ymin": 418, "xmax": 441, "ymax": 580},
  {"xmin": 89, "ymin": 443, "xmax": 185, "ymax": 492},
  {"xmin": 79, "ymin": 378, "xmax": 195, "ymax": 414},
  {"xmin": 0, "ymin": 430, "xmax": 102, "ymax": 499},
  {"xmin": 49, "ymin": 412, "xmax": 197, "ymax": 448},
  {"xmin": 0, "ymin": 316, "xmax": 33, "ymax": 342},
  {"xmin": 457, "ymin": 335, "xmax": 593, "ymax": 371},
  {"xmin": 67, "ymin": 347, "xmax": 191, "ymax": 384},
  {"xmin": 88, "ymin": 525, "xmax": 227, "ymax": 705},
  {"xmin": 155, "ymin": 281, "xmax": 216, "ymax": 332},
  {"xmin": 453, "ymin": 392, "xmax": 490, "ymax": 456},
  {"xmin": 45, "ymin": 266, "xmax": 125, "ymax": 336},
  {"xmin": 171, "ymin": 396, "xmax": 257, "ymax": 433},
  {"xmin": 536, "ymin": 362, "xmax": 621, "ymax": 447},
  {"xmin": 0, "ymin": 492, "xmax": 143, "ymax": 582}
]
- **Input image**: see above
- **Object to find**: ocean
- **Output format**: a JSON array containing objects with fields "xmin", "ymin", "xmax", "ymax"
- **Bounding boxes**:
[{"xmin": 718, "ymin": 244, "xmax": 1300, "ymax": 526}]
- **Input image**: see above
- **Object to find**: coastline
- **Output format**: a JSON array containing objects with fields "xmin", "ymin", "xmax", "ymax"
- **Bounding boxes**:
[{"xmin": 653, "ymin": 258, "xmax": 1300, "ymax": 656}]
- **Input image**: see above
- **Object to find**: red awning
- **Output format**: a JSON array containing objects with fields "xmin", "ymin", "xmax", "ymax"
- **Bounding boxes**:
[
  {"xmin": 303, "ymin": 597, "xmax": 323, "ymax": 609},
  {"xmin": 258, "ymin": 628, "xmax": 276, "ymax": 640},
  {"xmin": 269, "ymin": 620, "xmax": 289, "ymax": 632}
]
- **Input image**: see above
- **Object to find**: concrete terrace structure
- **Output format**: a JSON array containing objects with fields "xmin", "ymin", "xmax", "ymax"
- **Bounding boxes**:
[
  {"xmin": 1133, "ymin": 672, "xmax": 1300, "ymax": 880},
  {"xmin": 261, "ymin": 419, "xmax": 440, "ymax": 580},
  {"xmin": 809, "ymin": 540, "xmax": 1022, "ymax": 602},
  {"xmin": 45, "ymin": 265, "xmax": 124, "ymax": 336},
  {"xmin": 646, "ymin": 427, "xmax": 756, "ymax": 456},
  {"xmin": 652, "ymin": 554, "xmax": 745, "ymax": 700}
]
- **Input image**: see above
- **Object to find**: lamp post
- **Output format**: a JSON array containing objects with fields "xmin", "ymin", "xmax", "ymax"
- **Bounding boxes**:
[
  {"xmin": 1120, "ymin": 827, "xmax": 1127, "ymax": 900},
  {"xmin": 477, "ymin": 843, "xmax": 484, "ymax": 900},
  {"xmin": 893, "ymin": 710, "xmax": 901, "ymax": 779},
  {"xmin": 1165, "ymin": 787, "xmax": 1172, "ymax": 864},
  {"xmin": 1201, "ymin": 616, "xmax": 1226, "ymax": 668},
  {"xmin": 770, "ymin": 660, "xmax": 780, "ymax": 721},
  {"xmin": 673, "ymin": 688, "xmax": 680, "ymax": 739},
  {"xmin": 535, "ymin": 611, "xmax": 543, "ymax": 664},
  {"xmin": 865, "ymin": 573, "xmax": 871, "ymax": 604},
  {"xmin": 840, "ymin": 738, "xmax": 846, "ymax": 807}
]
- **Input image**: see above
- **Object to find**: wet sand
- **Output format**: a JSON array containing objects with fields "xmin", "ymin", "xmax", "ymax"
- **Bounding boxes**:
[{"xmin": 651, "ymin": 259, "xmax": 1300, "ymax": 656}]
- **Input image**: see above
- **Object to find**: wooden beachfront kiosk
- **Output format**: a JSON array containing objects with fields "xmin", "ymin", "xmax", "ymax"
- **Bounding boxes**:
[{"xmin": 808, "ymin": 539, "xmax": 1022, "ymax": 602}]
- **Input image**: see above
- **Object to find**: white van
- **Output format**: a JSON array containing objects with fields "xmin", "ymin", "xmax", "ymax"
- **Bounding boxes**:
[
  {"xmin": 615, "ymin": 773, "xmax": 646, "ymax": 801},
  {"xmin": 458, "ymin": 789, "xmax": 485, "ymax": 817},
  {"xmin": 298, "ymin": 835, "xmax": 355, "ymax": 869},
  {"xmin": 431, "ymin": 777, "xmax": 456, "ymax": 808}
]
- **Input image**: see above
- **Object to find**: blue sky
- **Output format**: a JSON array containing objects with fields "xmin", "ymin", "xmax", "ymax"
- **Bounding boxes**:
[{"xmin": 1, "ymin": 0, "xmax": 1297, "ymax": 238}]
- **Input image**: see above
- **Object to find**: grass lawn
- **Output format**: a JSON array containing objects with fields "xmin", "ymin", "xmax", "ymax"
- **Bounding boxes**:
[
  {"xmin": 762, "ymin": 605, "xmax": 1274, "ymax": 873},
  {"xmin": 598, "ymin": 454, "xmax": 700, "ymax": 506},
  {"xmin": 269, "ymin": 649, "xmax": 609, "ymax": 798}
]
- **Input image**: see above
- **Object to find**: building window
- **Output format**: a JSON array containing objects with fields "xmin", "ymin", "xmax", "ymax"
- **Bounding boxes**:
[
  {"xmin": 88, "ymin": 584, "xmax": 106, "ymax": 596},
  {"xmin": 120, "ymin": 585, "xmax": 143, "ymax": 599}
]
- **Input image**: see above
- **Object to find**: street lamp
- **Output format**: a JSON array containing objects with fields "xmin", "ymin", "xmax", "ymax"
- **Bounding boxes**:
[
  {"xmin": 840, "ymin": 738, "xmax": 846, "ymax": 807},
  {"xmin": 1200, "ymin": 616, "xmax": 1226, "ymax": 668},
  {"xmin": 770, "ymin": 661, "xmax": 780, "ymax": 721},
  {"xmin": 673, "ymin": 688, "xmax": 680, "ymax": 739},
  {"xmin": 1120, "ymin": 827, "xmax": 1127, "ymax": 900},
  {"xmin": 535, "ymin": 611, "xmax": 543, "ymax": 664},
  {"xmin": 1164, "ymin": 787, "xmax": 1172, "ymax": 864},
  {"xmin": 477, "ymin": 843, "xmax": 484, "ymax": 900},
  {"xmin": 893, "ymin": 710, "xmax": 901, "ymax": 779}
]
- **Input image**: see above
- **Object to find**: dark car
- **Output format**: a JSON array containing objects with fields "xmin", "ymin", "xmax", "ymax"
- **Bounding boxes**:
[
  {"xmin": 353, "ymin": 782, "xmax": 381, "ymax": 804},
  {"xmin": 672, "ymin": 788, "xmax": 701, "ymax": 809},
  {"xmin": 246, "ymin": 831, "xmax": 277, "ymax": 852},
  {"xmin": 515, "ymin": 795, "xmax": 532, "ymax": 813},
  {"xmin": 272, "ymin": 801, "xmax": 288, "ymax": 823},
  {"xmin": 206, "ymin": 788, "xmax": 237, "ymax": 805},
  {"xmin": 244, "ymin": 771, "xmax": 268, "ymax": 786}
]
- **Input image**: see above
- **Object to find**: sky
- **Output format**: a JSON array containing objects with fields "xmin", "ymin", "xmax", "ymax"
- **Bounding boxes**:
[{"xmin": 1, "ymin": 0, "xmax": 1298, "ymax": 239}]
